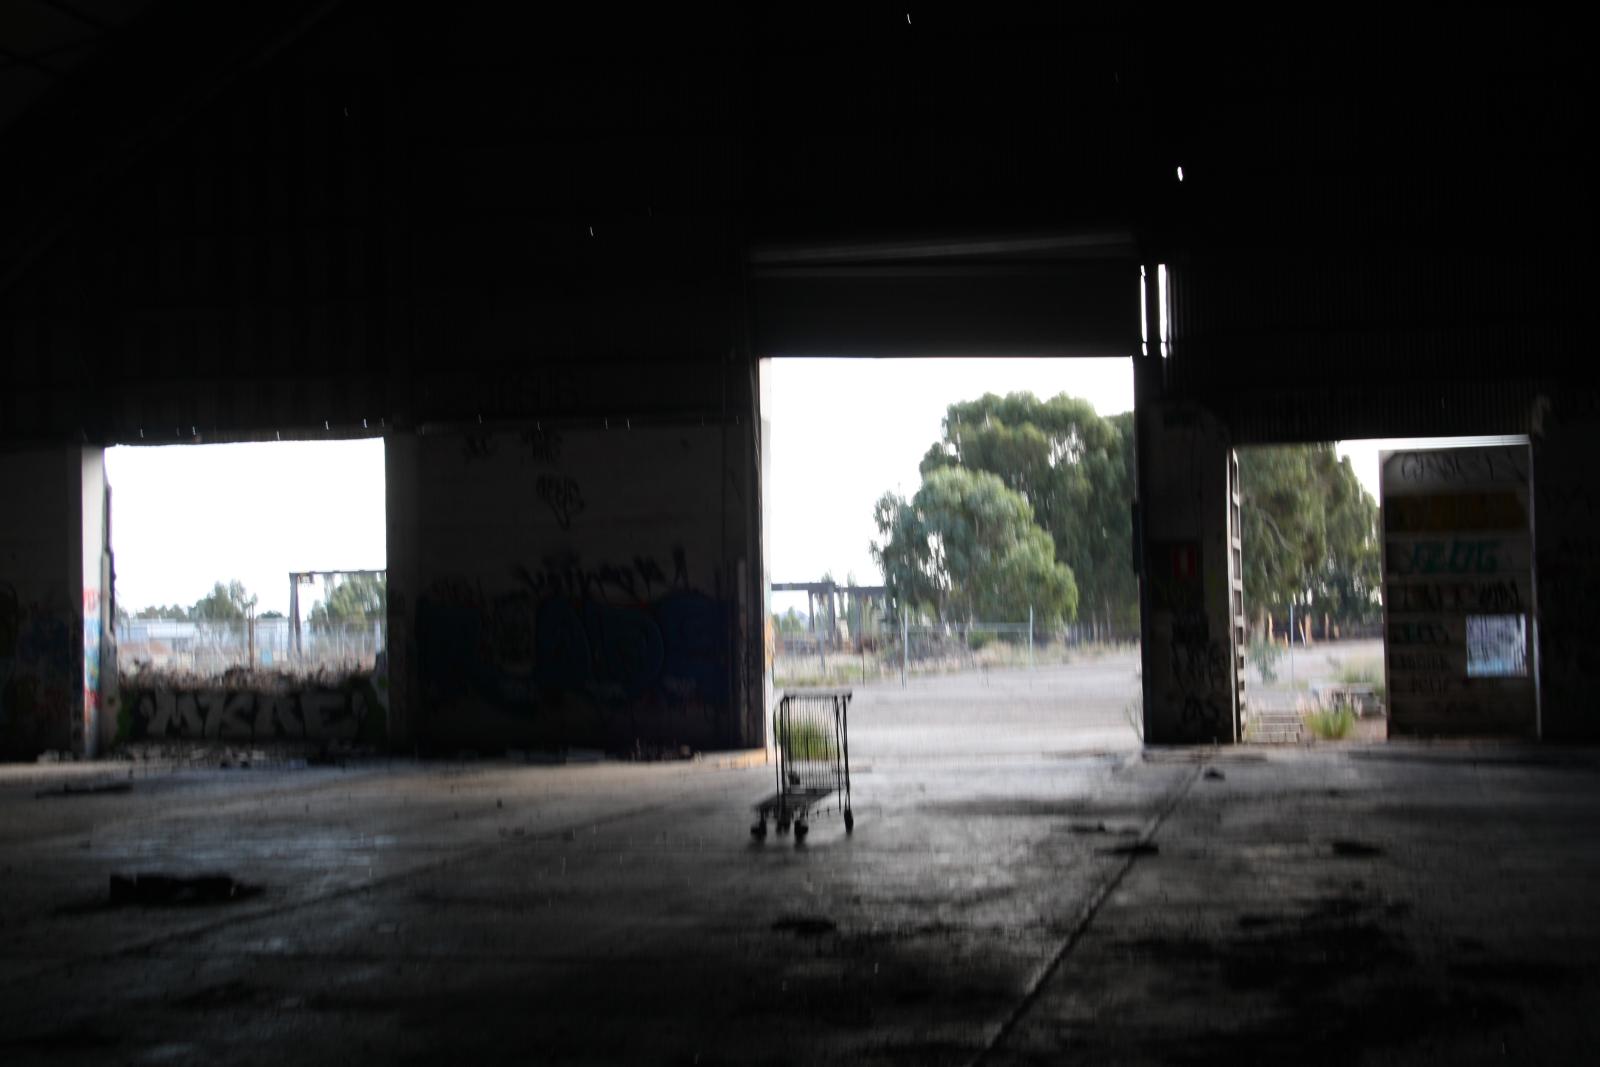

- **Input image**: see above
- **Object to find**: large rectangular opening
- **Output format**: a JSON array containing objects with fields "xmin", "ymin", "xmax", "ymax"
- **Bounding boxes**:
[
  {"xmin": 1238, "ymin": 434, "xmax": 1534, "ymax": 743},
  {"xmin": 760, "ymin": 357, "xmax": 1141, "ymax": 760},
  {"xmin": 104, "ymin": 438, "xmax": 388, "ymax": 748}
]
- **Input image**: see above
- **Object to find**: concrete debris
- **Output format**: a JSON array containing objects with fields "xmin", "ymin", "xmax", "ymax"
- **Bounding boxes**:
[{"xmin": 1203, "ymin": 767, "xmax": 1226, "ymax": 780}]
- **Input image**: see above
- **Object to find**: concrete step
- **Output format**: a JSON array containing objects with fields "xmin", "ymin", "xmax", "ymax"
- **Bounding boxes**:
[{"xmin": 1244, "ymin": 711, "xmax": 1304, "ymax": 744}]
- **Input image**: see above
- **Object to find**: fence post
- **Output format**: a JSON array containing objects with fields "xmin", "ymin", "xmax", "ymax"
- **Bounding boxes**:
[
  {"xmin": 901, "ymin": 613, "xmax": 908, "ymax": 687},
  {"xmin": 1288, "ymin": 601, "xmax": 1296, "ymax": 692},
  {"xmin": 1028, "ymin": 605, "xmax": 1034, "ymax": 671}
]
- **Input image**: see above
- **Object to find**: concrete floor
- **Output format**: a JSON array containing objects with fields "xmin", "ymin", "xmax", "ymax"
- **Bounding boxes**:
[{"xmin": 2, "ymin": 660, "xmax": 1597, "ymax": 1064}]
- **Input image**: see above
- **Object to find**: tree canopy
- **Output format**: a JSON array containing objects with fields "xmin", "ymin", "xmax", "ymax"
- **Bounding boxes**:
[
  {"xmin": 872, "ymin": 465, "xmax": 1077, "ymax": 625},
  {"xmin": 308, "ymin": 573, "xmax": 387, "ymax": 630},
  {"xmin": 134, "ymin": 603, "xmax": 192, "ymax": 621},
  {"xmin": 190, "ymin": 579, "xmax": 257, "ymax": 622},
  {"xmin": 1239, "ymin": 444, "xmax": 1379, "ymax": 627},
  {"xmin": 920, "ymin": 392, "xmax": 1136, "ymax": 633},
  {"xmin": 869, "ymin": 391, "xmax": 1380, "ymax": 637}
]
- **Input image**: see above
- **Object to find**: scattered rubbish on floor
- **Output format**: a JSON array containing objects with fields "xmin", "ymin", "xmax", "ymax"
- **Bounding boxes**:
[
  {"xmin": 1100, "ymin": 840, "xmax": 1159, "ymax": 857},
  {"xmin": 771, "ymin": 916, "xmax": 837, "ymax": 937},
  {"xmin": 34, "ymin": 781, "xmax": 133, "ymax": 799},
  {"xmin": 1203, "ymin": 767, "xmax": 1226, "ymax": 780},
  {"xmin": 106, "ymin": 872, "xmax": 263, "ymax": 907},
  {"xmin": 1330, "ymin": 839, "xmax": 1384, "ymax": 858}
]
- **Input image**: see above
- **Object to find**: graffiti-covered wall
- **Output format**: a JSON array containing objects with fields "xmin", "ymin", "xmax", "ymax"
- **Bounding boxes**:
[
  {"xmin": 1138, "ymin": 404, "xmax": 1241, "ymax": 744},
  {"xmin": 0, "ymin": 448, "xmax": 84, "ymax": 758},
  {"xmin": 115, "ymin": 670, "xmax": 388, "ymax": 745},
  {"xmin": 394, "ymin": 423, "xmax": 751, "ymax": 754},
  {"xmin": 1381, "ymin": 445, "xmax": 1537, "ymax": 737}
]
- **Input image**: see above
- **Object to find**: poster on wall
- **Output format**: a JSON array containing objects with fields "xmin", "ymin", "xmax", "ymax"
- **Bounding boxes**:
[{"xmin": 1380, "ymin": 444, "xmax": 1536, "ymax": 737}]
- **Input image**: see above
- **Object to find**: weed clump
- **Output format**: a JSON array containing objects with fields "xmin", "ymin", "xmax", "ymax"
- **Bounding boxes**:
[{"xmin": 1307, "ymin": 706, "xmax": 1356, "ymax": 740}]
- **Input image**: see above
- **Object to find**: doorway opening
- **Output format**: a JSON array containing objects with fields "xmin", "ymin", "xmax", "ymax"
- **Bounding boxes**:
[
  {"xmin": 103, "ymin": 438, "xmax": 387, "ymax": 749},
  {"xmin": 759, "ymin": 357, "xmax": 1140, "ymax": 759},
  {"xmin": 1238, "ymin": 434, "xmax": 1532, "ymax": 744}
]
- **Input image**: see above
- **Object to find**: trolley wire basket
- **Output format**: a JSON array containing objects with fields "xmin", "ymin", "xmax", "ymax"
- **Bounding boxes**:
[{"xmin": 751, "ymin": 688, "xmax": 854, "ymax": 843}]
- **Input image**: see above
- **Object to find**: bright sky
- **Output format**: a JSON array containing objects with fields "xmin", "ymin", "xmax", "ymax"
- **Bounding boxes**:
[
  {"xmin": 761, "ymin": 358, "xmax": 1134, "ymax": 612},
  {"xmin": 105, "ymin": 439, "xmax": 386, "ymax": 617}
]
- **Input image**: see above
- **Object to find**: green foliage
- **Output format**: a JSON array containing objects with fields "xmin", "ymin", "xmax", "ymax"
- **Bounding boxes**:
[
  {"xmin": 309, "ymin": 573, "xmax": 386, "ymax": 631},
  {"xmin": 1247, "ymin": 640, "xmax": 1283, "ymax": 684},
  {"xmin": 189, "ymin": 580, "xmax": 257, "ymax": 623},
  {"xmin": 840, "ymin": 571, "xmax": 885, "ymax": 638},
  {"xmin": 135, "ymin": 603, "xmax": 191, "ymax": 621},
  {"xmin": 779, "ymin": 719, "xmax": 836, "ymax": 760},
  {"xmin": 1240, "ymin": 445, "xmax": 1380, "ymax": 629},
  {"xmin": 773, "ymin": 608, "xmax": 807, "ymax": 637},
  {"xmin": 875, "ymin": 394, "xmax": 1379, "ymax": 639},
  {"xmin": 1306, "ymin": 706, "xmax": 1356, "ymax": 740},
  {"xmin": 921, "ymin": 393, "xmax": 1136, "ymax": 633},
  {"xmin": 968, "ymin": 629, "xmax": 997, "ymax": 651},
  {"xmin": 872, "ymin": 466, "xmax": 1077, "ymax": 626}
]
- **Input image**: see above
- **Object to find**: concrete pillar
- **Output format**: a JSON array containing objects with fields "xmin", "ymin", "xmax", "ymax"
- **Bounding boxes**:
[
  {"xmin": 0, "ymin": 446, "xmax": 104, "ymax": 760},
  {"xmin": 1532, "ymin": 398, "xmax": 1600, "ymax": 740},
  {"xmin": 383, "ymin": 432, "xmax": 420, "ymax": 749},
  {"xmin": 1136, "ymin": 403, "xmax": 1240, "ymax": 744},
  {"xmin": 80, "ymin": 448, "xmax": 109, "ymax": 757},
  {"xmin": 394, "ymin": 420, "xmax": 758, "ymax": 755}
]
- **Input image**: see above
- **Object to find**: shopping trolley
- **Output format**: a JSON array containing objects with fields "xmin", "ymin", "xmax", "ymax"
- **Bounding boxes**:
[{"xmin": 751, "ymin": 688, "xmax": 854, "ymax": 843}]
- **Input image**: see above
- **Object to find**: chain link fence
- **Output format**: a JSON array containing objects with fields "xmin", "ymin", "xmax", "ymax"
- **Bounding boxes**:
[
  {"xmin": 772, "ymin": 621, "xmax": 1136, "ymax": 687},
  {"xmin": 117, "ymin": 617, "xmax": 385, "ymax": 674}
]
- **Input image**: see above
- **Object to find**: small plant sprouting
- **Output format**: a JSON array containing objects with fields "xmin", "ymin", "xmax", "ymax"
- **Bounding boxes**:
[{"xmin": 1306, "ymin": 706, "xmax": 1356, "ymax": 740}]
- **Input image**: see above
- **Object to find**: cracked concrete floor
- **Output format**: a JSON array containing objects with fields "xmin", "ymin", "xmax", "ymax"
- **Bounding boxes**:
[{"xmin": 1, "ymin": 679, "xmax": 1598, "ymax": 1064}]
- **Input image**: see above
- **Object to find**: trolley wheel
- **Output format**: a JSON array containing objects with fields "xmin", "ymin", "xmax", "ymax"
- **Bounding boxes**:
[
  {"xmin": 843, "ymin": 810, "xmax": 854, "ymax": 833},
  {"xmin": 794, "ymin": 821, "xmax": 809, "ymax": 843},
  {"xmin": 750, "ymin": 821, "xmax": 767, "ymax": 840}
]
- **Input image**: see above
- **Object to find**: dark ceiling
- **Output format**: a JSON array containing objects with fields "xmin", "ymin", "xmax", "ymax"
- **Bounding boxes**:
[
  {"xmin": 0, "ymin": 3, "xmax": 1588, "ymax": 445},
  {"xmin": 2, "ymin": 5, "xmax": 1584, "ymax": 259}
]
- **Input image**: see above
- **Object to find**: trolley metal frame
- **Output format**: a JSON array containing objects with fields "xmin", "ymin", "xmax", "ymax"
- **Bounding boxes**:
[{"xmin": 751, "ymin": 688, "xmax": 854, "ymax": 843}]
